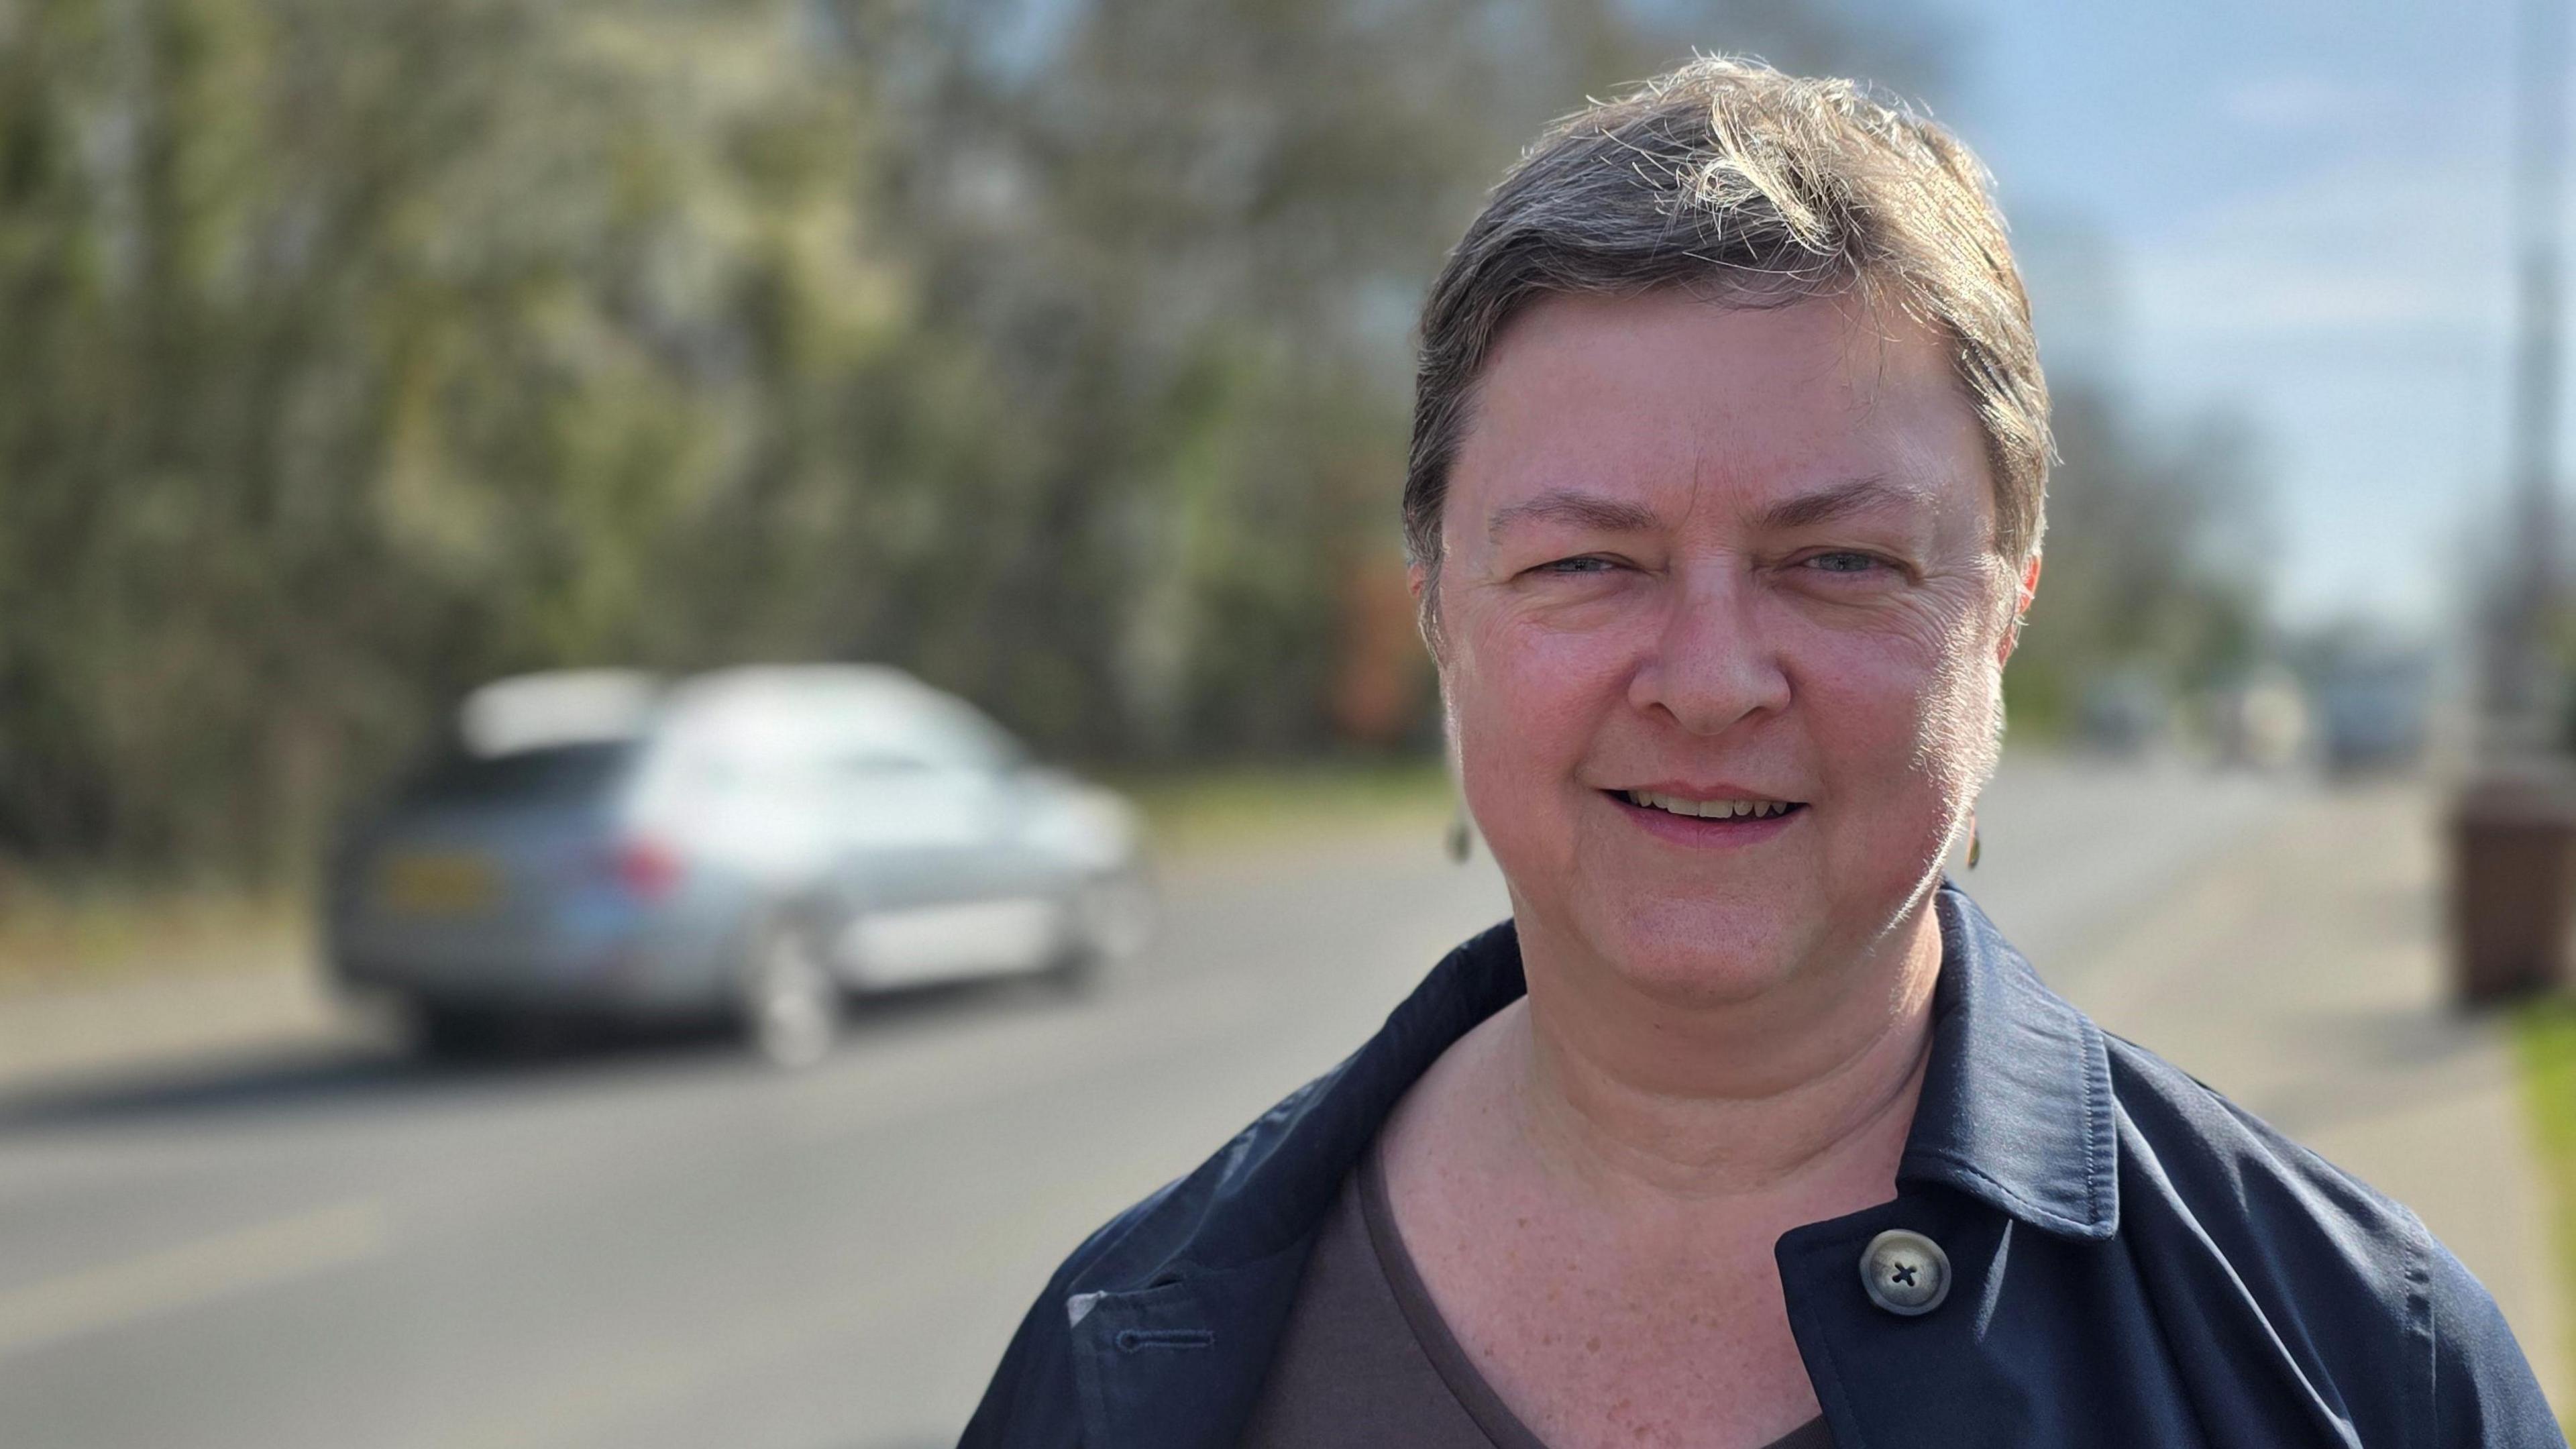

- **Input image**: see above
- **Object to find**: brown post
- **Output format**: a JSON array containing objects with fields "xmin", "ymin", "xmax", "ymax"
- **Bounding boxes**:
[{"xmin": 2452, "ymin": 769, "xmax": 2576, "ymax": 1004}]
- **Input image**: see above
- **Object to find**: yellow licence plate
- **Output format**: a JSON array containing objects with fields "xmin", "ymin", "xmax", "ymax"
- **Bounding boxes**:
[{"xmin": 376, "ymin": 851, "xmax": 501, "ymax": 918}]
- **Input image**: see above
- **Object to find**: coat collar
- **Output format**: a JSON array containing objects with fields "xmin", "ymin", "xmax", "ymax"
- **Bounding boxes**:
[
  {"xmin": 1063, "ymin": 882, "xmax": 2118, "ymax": 1448},
  {"xmin": 1899, "ymin": 881, "xmax": 2120, "ymax": 1240}
]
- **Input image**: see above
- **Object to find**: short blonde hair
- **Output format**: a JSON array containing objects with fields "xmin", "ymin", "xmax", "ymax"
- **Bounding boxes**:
[{"xmin": 1405, "ymin": 57, "xmax": 2050, "ymax": 586}]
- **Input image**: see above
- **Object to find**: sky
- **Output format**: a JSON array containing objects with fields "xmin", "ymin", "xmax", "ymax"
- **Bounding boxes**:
[{"xmin": 1919, "ymin": 0, "xmax": 2530, "ymax": 635}]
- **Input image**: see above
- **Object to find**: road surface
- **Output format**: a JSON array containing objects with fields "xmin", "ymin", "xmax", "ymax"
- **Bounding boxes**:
[{"xmin": 0, "ymin": 757, "xmax": 2296, "ymax": 1449}]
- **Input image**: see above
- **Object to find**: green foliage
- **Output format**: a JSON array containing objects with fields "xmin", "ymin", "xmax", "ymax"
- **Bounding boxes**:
[{"xmin": 0, "ymin": 0, "xmax": 930, "ymax": 876}]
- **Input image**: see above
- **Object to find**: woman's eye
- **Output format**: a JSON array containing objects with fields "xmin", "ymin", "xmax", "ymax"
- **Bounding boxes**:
[
  {"xmin": 1536, "ymin": 555, "xmax": 1617, "ymax": 576},
  {"xmin": 1803, "ymin": 551, "xmax": 1884, "ymax": 576}
]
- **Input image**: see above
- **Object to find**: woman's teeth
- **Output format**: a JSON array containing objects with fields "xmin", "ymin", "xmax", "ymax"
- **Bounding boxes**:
[{"xmin": 1622, "ymin": 790, "xmax": 1799, "ymax": 820}]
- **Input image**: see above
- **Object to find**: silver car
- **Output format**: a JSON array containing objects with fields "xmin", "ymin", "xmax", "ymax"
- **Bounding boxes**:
[{"xmin": 325, "ymin": 665, "xmax": 1152, "ymax": 1065}]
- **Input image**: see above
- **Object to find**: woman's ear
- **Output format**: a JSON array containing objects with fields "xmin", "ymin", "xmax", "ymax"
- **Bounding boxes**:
[{"xmin": 1997, "ymin": 551, "xmax": 2042, "ymax": 666}]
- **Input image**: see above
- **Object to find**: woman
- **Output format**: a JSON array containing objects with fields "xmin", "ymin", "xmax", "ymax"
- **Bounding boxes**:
[{"xmin": 963, "ymin": 58, "xmax": 2559, "ymax": 1448}]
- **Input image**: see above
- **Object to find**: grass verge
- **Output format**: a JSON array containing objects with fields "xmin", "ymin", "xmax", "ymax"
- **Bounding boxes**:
[
  {"xmin": 2515, "ymin": 1000, "xmax": 2576, "ymax": 1408},
  {"xmin": 0, "ymin": 881, "xmax": 307, "ymax": 994},
  {"xmin": 1112, "ymin": 757, "xmax": 1456, "ymax": 857}
]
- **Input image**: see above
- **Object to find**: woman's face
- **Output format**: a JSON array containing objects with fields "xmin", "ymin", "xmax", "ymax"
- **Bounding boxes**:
[{"xmin": 1428, "ymin": 291, "xmax": 2032, "ymax": 1006}]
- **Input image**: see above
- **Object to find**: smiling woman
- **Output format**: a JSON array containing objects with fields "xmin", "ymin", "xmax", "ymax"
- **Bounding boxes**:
[
  {"xmin": 1436, "ymin": 294, "xmax": 2017, "ymax": 1018},
  {"xmin": 962, "ymin": 56, "xmax": 2559, "ymax": 1449}
]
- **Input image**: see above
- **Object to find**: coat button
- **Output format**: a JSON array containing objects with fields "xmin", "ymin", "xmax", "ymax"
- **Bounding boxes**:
[{"xmin": 1859, "ymin": 1228, "xmax": 1951, "ymax": 1316}]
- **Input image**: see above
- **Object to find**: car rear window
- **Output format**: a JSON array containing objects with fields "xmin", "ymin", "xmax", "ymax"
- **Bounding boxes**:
[{"xmin": 400, "ymin": 742, "xmax": 639, "ymax": 806}]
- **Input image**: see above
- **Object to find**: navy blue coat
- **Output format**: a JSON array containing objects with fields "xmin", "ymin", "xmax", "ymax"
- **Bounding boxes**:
[{"xmin": 961, "ymin": 884, "xmax": 2563, "ymax": 1447}]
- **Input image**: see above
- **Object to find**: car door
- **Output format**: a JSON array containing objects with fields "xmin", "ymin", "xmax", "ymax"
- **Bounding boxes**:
[{"xmin": 812, "ymin": 703, "xmax": 1055, "ymax": 987}]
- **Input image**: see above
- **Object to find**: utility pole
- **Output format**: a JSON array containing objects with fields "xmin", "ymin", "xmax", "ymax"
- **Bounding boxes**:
[
  {"xmin": 2455, "ymin": 0, "xmax": 2576, "ymax": 1004},
  {"xmin": 2490, "ymin": 0, "xmax": 2572, "ymax": 753}
]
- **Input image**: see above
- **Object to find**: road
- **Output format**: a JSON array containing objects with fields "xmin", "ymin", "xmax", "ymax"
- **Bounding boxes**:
[{"xmin": 0, "ymin": 757, "xmax": 2292, "ymax": 1449}]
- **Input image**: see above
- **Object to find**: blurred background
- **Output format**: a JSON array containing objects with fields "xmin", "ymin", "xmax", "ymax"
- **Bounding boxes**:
[{"xmin": 3, "ymin": 0, "xmax": 2574, "ymax": 1444}]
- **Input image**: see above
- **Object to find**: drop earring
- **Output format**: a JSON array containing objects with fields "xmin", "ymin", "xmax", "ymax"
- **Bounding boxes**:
[
  {"xmin": 1440, "ymin": 706, "xmax": 1472, "ymax": 863},
  {"xmin": 1966, "ymin": 814, "xmax": 1982, "ymax": 870}
]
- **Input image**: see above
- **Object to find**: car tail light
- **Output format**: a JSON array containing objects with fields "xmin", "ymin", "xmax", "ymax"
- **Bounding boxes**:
[{"xmin": 608, "ymin": 839, "xmax": 685, "ymax": 902}]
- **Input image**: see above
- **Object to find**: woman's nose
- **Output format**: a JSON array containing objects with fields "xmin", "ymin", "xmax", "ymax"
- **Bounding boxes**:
[{"xmin": 1625, "ymin": 570, "xmax": 1792, "ymax": 737}]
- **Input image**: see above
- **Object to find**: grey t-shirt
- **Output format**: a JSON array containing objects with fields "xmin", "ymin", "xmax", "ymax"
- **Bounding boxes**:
[{"xmin": 1238, "ymin": 1139, "xmax": 1833, "ymax": 1449}]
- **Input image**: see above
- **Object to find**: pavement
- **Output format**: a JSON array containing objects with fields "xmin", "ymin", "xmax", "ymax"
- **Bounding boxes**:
[{"xmin": 0, "ymin": 759, "xmax": 2559, "ymax": 1446}]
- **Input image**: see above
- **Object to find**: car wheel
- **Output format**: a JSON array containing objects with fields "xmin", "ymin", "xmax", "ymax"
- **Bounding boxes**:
[
  {"xmin": 739, "ymin": 921, "xmax": 841, "ymax": 1069},
  {"xmin": 410, "ymin": 1003, "xmax": 508, "ymax": 1061}
]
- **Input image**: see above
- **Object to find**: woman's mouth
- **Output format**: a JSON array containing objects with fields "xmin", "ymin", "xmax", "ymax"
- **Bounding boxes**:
[
  {"xmin": 1603, "ymin": 788, "xmax": 1809, "ymax": 846},
  {"xmin": 1613, "ymin": 789, "xmax": 1807, "ymax": 821}
]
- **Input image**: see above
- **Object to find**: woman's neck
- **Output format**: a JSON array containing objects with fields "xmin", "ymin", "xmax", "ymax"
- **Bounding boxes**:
[{"xmin": 1497, "ymin": 902, "xmax": 1944, "ymax": 1210}]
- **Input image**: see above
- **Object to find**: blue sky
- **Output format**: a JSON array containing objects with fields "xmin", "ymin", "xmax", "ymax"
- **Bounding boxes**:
[{"xmin": 1915, "ymin": 0, "xmax": 2527, "ymax": 632}]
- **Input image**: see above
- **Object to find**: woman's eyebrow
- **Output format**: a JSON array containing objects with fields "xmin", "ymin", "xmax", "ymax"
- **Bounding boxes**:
[
  {"xmin": 1485, "ymin": 489, "xmax": 1664, "ymax": 542},
  {"xmin": 1755, "ymin": 476, "xmax": 1939, "ymax": 531}
]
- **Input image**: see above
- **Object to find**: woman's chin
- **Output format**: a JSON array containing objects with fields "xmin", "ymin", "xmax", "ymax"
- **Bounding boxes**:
[{"xmin": 1572, "ymin": 902, "xmax": 1820, "ymax": 1008}]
